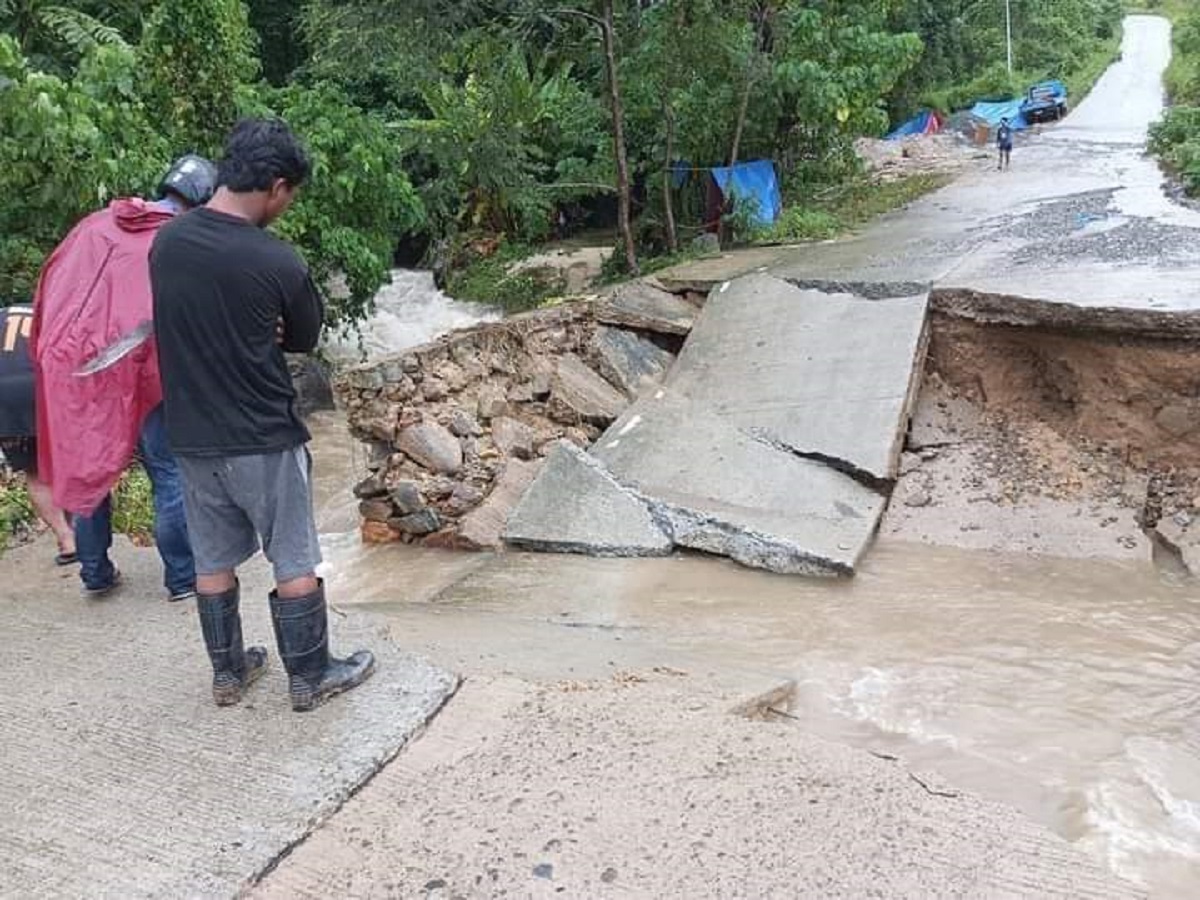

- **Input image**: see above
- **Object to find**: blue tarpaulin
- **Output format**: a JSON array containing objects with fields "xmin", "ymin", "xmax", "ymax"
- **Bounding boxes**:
[
  {"xmin": 886, "ymin": 109, "xmax": 941, "ymax": 141},
  {"xmin": 710, "ymin": 160, "xmax": 782, "ymax": 227},
  {"xmin": 969, "ymin": 99, "xmax": 1028, "ymax": 130}
]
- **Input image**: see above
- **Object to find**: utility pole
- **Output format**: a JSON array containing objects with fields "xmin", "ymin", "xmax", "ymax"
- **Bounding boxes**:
[{"xmin": 1005, "ymin": 0, "xmax": 1013, "ymax": 75}]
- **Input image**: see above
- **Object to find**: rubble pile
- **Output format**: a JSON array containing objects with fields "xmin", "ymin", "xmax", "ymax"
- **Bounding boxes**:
[
  {"xmin": 338, "ymin": 282, "xmax": 697, "ymax": 549},
  {"xmin": 854, "ymin": 134, "xmax": 985, "ymax": 182}
]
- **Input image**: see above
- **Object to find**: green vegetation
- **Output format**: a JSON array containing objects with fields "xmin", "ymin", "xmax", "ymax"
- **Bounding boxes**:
[
  {"xmin": 1147, "ymin": 0, "xmax": 1200, "ymax": 193},
  {"xmin": 0, "ymin": 472, "xmax": 35, "ymax": 550},
  {"xmin": 444, "ymin": 241, "xmax": 565, "ymax": 313},
  {"xmin": 0, "ymin": 466, "xmax": 155, "ymax": 554},
  {"xmin": 0, "ymin": 0, "xmax": 424, "ymax": 320},
  {"xmin": 764, "ymin": 173, "xmax": 950, "ymax": 243},
  {"xmin": 0, "ymin": 1, "xmax": 1139, "ymax": 312},
  {"xmin": 890, "ymin": 1, "xmax": 1124, "ymax": 117}
]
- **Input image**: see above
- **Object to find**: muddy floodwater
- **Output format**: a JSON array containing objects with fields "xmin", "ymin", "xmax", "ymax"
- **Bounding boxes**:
[{"xmin": 309, "ymin": 264, "xmax": 1200, "ymax": 897}]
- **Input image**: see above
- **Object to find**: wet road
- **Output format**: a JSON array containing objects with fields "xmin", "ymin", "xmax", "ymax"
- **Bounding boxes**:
[
  {"xmin": 303, "ymin": 16, "xmax": 1200, "ymax": 895},
  {"xmin": 665, "ymin": 15, "xmax": 1200, "ymax": 313}
]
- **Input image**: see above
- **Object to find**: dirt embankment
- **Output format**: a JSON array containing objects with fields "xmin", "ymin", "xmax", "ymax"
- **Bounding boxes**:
[{"xmin": 886, "ymin": 300, "xmax": 1200, "ymax": 571}]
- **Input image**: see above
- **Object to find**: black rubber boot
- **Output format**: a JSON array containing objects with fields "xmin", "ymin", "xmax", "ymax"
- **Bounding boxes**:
[
  {"xmin": 197, "ymin": 585, "xmax": 268, "ymax": 707},
  {"xmin": 269, "ymin": 580, "xmax": 375, "ymax": 713}
]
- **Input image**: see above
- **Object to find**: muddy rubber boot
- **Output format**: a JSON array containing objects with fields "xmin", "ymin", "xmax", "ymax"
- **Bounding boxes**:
[
  {"xmin": 269, "ymin": 580, "xmax": 375, "ymax": 713},
  {"xmin": 197, "ymin": 585, "xmax": 268, "ymax": 707}
]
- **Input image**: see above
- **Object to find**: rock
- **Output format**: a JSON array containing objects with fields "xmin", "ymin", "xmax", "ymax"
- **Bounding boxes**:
[
  {"xmin": 425, "ymin": 476, "xmax": 458, "ymax": 500},
  {"xmin": 478, "ymin": 386, "xmax": 509, "ymax": 421},
  {"xmin": 446, "ymin": 482, "xmax": 485, "ymax": 516},
  {"xmin": 531, "ymin": 372, "xmax": 552, "ymax": 399},
  {"xmin": 691, "ymin": 232, "xmax": 720, "ymax": 254},
  {"xmin": 361, "ymin": 520, "xmax": 402, "ymax": 544},
  {"xmin": 287, "ymin": 355, "xmax": 336, "ymax": 417},
  {"xmin": 551, "ymin": 354, "xmax": 628, "ymax": 424},
  {"xmin": 396, "ymin": 422, "xmax": 464, "ymax": 475},
  {"xmin": 358, "ymin": 411, "xmax": 398, "ymax": 444},
  {"xmin": 505, "ymin": 442, "xmax": 672, "ymax": 556},
  {"xmin": 389, "ymin": 481, "xmax": 425, "ymax": 516},
  {"xmin": 446, "ymin": 408, "xmax": 483, "ymax": 437},
  {"xmin": 345, "ymin": 366, "xmax": 386, "ymax": 391},
  {"xmin": 596, "ymin": 282, "xmax": 696, "ymax": 335},
  {"xmin": 435, "ymin": 361, "xmax": 467, "ymax": 392},
  {"xmin": 421, "ymin": 378, "xmax": 449, "ymax": 402},
  {"xmin": 459, "ymin": 459, "xmax": 544, "ymax": 550},
  {"xmin": 903, "ymin": 486, "xmax": 932, "ymax": 508},
  {"xmin": 391, "ymin": 509, "xmax": 441, "ymax": 536},
  {"xmin": 358, "ymin": 498, "xmax": 395, "ymax": 523},
  {"xmin": 594, "ymin": 326, "xmax": 675, "ymax": 397},
  {"xmin": 1156, "ymin": 403, "xmax": 1198, "ymax": 438},
  {"xmin": 353, "ymin": 473, "xmax": 388, "ymax": 499},
  {"xmin": 508, "ymin": 382, "xmax": 536, "ymax": 404},
  {"xmin": 492, "ymin": 416, "xmax": 536, "ymax": 460}
]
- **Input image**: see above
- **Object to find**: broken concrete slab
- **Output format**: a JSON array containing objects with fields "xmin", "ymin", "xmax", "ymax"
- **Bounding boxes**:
[
  {"xmin": 593, "ymin": 395, "xmax": 886, "ymax": 575},
  {"xmin": 551, "ymin": 353, "xmax": 627, "ymax": 424},
  {"xmin": 594, "ymin": 326, "xmax": 675, "ymax": 397},
  {"xmin": 672, "ymin": 274, "xmax": 929, "ymax": 482},
  {"xmin": 506, "ymin": 441, "xmax": 672, "ymax": 557},
  {"xmin": 458, "ymin": 458, "xmax": 543, "ymax": 549},
  {"xmin": 596, "ymin": 281, "xmax": 697, "ymax": 335},
  {"xmin": 0, "ymin": 543, "xmax": 457, "ymax": 898},
  {"xmin": 513, "ymin": 274, "xmax": 926, "ymax": 576}
]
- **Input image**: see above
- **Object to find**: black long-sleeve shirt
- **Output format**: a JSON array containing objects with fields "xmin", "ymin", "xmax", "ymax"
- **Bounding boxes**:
[{"xmin": 150, "ymin": 208, "xmax": 324, "ymax": 457}]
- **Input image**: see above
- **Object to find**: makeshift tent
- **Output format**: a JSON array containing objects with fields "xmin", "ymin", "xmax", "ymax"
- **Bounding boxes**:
[
  {"xmin": 969, "ymin": 99, "xmax": 1028, "ymax": 130},
  {"xmin": 886, "ymin": 109, "xmax": 942, "ymax": 141},
  {"xmin": 710, "ymin": 160, "xmax": 782, "ymax": 227}
]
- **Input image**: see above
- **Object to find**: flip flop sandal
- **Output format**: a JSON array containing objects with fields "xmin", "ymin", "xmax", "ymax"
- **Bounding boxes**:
[{"xmin": 54, "ymin": 552, "xmax": 79, "ymax": 566}]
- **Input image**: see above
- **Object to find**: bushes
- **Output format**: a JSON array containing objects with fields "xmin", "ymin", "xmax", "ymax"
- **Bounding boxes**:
[{"xmin": 1149, "ymin": 1, "xmax": 1200, "ymax": 196}]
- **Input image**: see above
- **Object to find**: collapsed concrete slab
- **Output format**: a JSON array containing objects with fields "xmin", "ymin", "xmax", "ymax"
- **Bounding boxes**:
[
  {"xmin": 594, "ymin": 395, "xmax": 887, "ymax": 575},
  {"xmin": 506, "ymin": 441, "xmax": 672, "ymax": 557},
  {"xmin": 675, "ymin": 274, "xmax": 929, "ymax": 482},
  {"xmin": 596, "ymin": 281, "xmax": 697, "ymax": 335},
  {"xmin": 510, "ymin": 274, "xmax": 930, "ymax": 575}
]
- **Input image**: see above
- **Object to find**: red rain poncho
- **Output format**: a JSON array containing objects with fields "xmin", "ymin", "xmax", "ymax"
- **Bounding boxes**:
[{"xmin": 30, "ymin": 198, "xmax": 176, "ymax": 515}]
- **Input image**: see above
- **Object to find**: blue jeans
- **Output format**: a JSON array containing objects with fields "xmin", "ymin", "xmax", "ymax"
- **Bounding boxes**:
[{"xmin": 75, "ymin": 405, "xmax": 196, "ymax": 595}]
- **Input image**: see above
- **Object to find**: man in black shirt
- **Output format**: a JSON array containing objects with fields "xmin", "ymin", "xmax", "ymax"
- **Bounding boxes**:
[{"xmin": 151, "ymin": 119, "xmax": 374, "ymax": 711}]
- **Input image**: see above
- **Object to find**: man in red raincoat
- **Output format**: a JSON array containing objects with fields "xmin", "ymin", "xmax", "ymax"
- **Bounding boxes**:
[{"xmin": 31, "ymin": 156, "xmax": 218, "ymax": 600}]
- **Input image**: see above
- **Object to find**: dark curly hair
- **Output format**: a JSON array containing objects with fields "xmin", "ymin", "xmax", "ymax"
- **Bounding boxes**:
[{"xmin": 217, "ymin": 118, "xmax": 311, "ymax": 192}]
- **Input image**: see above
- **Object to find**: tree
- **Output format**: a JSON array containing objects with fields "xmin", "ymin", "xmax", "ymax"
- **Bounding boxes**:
[
  {"xmin": 137, "ymin": 0, "xmax": 258, "ymax": 153},
  {"xmin": 0, "ymin": 33, "xmax": 169, "ymax": 300}
]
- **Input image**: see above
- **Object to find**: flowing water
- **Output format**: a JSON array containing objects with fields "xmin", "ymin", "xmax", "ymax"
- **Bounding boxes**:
[{"xmin": 309, "ymin": 268, "xmax": 1200, "ymax": 897}]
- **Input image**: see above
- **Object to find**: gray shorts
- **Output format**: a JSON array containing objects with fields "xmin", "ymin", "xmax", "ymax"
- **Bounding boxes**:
[{"xmin": 178, "ymin": 447, "xmax": 323, "ymax": 583}]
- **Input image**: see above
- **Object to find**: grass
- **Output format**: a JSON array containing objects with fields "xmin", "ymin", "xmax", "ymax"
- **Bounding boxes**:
[
  {"xmin": 0, "ymin": 465, "xmax": 155, "ymax": 556},
  {"xmin": 760, "ymin": 173, "xmax": 951, "ymax": 244},
  {"xmin": 0, "ymin": 472, "xmax": 35, "ymax": 551}
]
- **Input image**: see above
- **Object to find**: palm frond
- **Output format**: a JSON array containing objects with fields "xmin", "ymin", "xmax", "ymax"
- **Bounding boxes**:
[{"xmin": 39, "ymin": 6, "xmax": 129, "ymax": 55}]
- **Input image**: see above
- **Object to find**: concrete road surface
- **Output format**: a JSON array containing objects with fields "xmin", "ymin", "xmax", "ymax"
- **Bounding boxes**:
[
  {"xmin": 0, "ymin": 540, "xmax": 457, "ymax": 897},
  {"xmin": 662, "ymin": 15, "xmax": 1200, "ymax": 313}
]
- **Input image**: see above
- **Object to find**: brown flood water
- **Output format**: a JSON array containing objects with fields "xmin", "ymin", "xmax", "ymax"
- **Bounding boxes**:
[{"xmin": 309, "ymin": 407, "xmax": 1200, "ymax": 897}]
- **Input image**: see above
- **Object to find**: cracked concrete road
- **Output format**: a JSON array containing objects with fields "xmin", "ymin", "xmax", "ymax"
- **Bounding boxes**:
[
  {"xmin": 507, "ymin": 276, "xmax": 928, "ymax": 575},
  {"xmin": 0, "ymin": 539, "xmax": 457, "ymax": 898}
]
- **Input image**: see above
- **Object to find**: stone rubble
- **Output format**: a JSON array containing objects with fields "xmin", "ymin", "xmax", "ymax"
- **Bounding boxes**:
[{"xmin": 339, "ymin": 292, "xmax": 696, "ymax": 549}]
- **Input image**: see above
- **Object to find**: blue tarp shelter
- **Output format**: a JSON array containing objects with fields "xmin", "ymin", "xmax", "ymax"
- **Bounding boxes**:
[
  {"xmin": 886, "ymin": 109, "xmax": 942, "ymax": 141},
  {"xmin": 710, "ymin": 160, "xmax": 782, "ymax": 227},
  {"xmin": 969, "ymin": 99, "xmax": 1028, "ymax": 130}
]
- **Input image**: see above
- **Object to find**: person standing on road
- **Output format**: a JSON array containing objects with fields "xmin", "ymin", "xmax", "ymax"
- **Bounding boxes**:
[
  {"xmin": 31, "ymin": 156, "xmax": 217, "ymax": 600},
  {"xmin": 997, "ymin": 117, "xmax": 1014, "ymax": 170},
  {"xmin": 0, "ymin": 304, "xmax": 76, "ymax": 563},
  {"xmin": 150, "ymin": 118, "xmax": 375, "ymax": 712}
]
